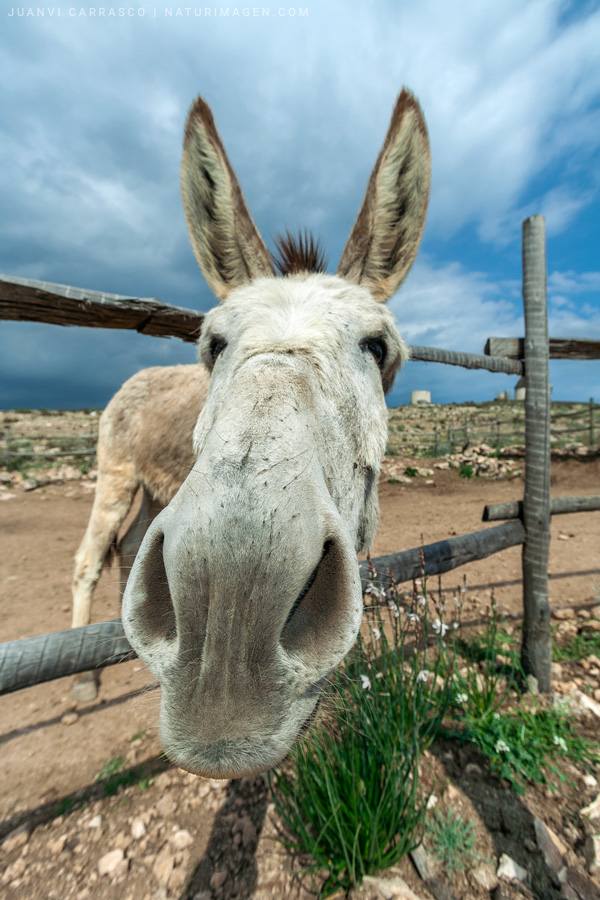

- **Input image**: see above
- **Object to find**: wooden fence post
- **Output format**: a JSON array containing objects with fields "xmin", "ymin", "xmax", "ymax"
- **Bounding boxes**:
[
  {"xmin": 590, "ymin": 398, "xmax": 595, "ymax": 449},
  {"xmin": 521, "ymin": 216, "xmax": 552, "ymax": 692}
]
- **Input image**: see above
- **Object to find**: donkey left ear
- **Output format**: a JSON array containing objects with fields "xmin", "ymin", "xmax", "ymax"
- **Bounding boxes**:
[
  {"xmin": 337, "ymin": 89, "xmax": 431, "ymax": 303},
  {"xmin": 181, "ymin": 97, "xmax": 275, "ymax": 300}
]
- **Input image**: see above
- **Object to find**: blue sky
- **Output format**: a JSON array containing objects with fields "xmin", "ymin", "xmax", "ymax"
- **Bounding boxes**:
[{"xmin": 1, "ymin": 0, "xmax": 599, "ymax": 409}]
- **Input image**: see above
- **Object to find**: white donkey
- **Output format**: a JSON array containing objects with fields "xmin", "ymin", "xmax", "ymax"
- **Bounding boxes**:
[
  {"xmin": 72, "ymin": 363, "xmax": 208, "ymax": 632},
  {"xmin": 99, "ymin": 89, "xmax": 429, "ymax": 777}
]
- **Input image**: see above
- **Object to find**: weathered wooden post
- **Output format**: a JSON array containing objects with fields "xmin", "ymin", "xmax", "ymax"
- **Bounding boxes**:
[
  {"xmin": 590, "ymin": 398, "xmax": 595, "ymax": 449},
  {"xmin": 521, "ymin": 215, "xmax": 552, "ymax": 692}
]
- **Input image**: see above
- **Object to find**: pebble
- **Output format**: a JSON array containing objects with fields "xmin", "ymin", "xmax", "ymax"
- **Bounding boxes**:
[
  {"xmin": 47, "ymin": 835, "xmax": 67, "ymax": 855},
  {"xmin": 87, "ymin": 815, "xmax": 102, "ymax": 829},
  {"xmin": 497, "ymin": 853, "xmax": 529, "ymax": 885},
  {"xmin": 169, "ymin": 829, "xmax": 193, "ymax": 850},
  {"xmin": 470, "ymin": 862, "xmax": 499, "ymax": 891},
  {"xmin": 155, "ymin": 793, "xmax": 177, "ymax": 819},
  {"xmin": 98, "ymin": 848, "xmax": 124, "ymax": 876},
  {"xmin": 153, "ymin": 844, "xmax": 175, "ymax": 886},
  {"xmin": 209, "ymin": 870, "xmax": 228, "ymax": 889},
  {"xmin": 60, "ymin": 712, "xmax": 79, "ymax": 726},
  {"xmin": 583, "ymin": 835, "xmax": 600, "ymax": 875},
  {"xmin": 552, "ymin": 608, "xmax": 576, "ymax": 620},
  {"xmin": 1, "ymin": 825, "xmax": 30, "ymax": 853},
  {"xmin": 131, "ymin": 818, "xmax": 146, "ymax": 840},
  {"xmin": 231, "ymin": 816, "xmax": 257, "ymax": 847},
  {"xmin": 581, "ymin": 794, "xmax": 600, "ymax": 820}
]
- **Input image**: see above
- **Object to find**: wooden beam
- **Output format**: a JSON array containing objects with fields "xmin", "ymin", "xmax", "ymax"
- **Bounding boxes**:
[
  {"xmin": 483, "ymin": 495, "xmax": 600, "ymax": 522},
  {"xmin": 409, "ymin": 344, "xmax": 523, "ymax": 376},
  {"xmin": 360, "ymin": 520, "xmax": 525, "ymax": 588},
  {"xmin": 485, "ymin": 336, "xmax": 600, "ymax": 361},
  {"xmin": 0, "ymin": 275, "xmax": 203, "ymax": 342},
  {"xmin": 0, "ymin": 619, "xmax": 134, "ymax": 696},
  {"xmin": 520, "ymin": 216, "xmax": 552, "ymax": 693}
]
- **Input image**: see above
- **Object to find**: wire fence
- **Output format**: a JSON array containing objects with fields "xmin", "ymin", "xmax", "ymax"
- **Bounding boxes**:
[
  {"xmin": 0, "ymin": 431, "xmax": 98, "ymax": 472},
  {"xmin": 386, "ymin": 400, "xmax": 597, "ymax": 458}
]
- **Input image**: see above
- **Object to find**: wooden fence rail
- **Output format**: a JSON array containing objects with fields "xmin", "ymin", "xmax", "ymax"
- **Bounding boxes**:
[{"xmin": 0, "ymin": 275, "xmax": 523, "ymax": 377}]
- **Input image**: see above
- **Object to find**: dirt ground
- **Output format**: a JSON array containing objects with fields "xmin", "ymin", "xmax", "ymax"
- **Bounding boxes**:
[{"xmin": 1, "ymin": 458, "xmax": 600, "ymax": 899}]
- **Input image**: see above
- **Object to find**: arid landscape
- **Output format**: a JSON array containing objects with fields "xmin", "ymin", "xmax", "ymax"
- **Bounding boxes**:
[{"xmin": 1, "ymin": 407, "xmax": 599, "ymax": 900}]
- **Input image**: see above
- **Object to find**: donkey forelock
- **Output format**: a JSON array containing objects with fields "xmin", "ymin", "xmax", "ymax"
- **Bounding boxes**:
[{"xmin": 122, "ymin": 88, "xmax": 430, "ymax": 778}]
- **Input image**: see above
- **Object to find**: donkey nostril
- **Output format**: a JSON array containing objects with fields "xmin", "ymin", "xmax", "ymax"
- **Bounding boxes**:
[
  {"xmin": 135, "ymin": 528, "xmax": 177, "ymax": 646},
  {"xmin": 280, "ymin": 537, "xmax": 346, "ymax": 654}
]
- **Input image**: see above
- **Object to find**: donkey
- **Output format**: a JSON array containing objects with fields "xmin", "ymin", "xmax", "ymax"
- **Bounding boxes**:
[
  {"xmin": 119, "ymin": 88, "xmax": 430, "ymax": 779},
  {"xmin": 72, "ymin": 363, "xmax": 208, "ymax": 633}
]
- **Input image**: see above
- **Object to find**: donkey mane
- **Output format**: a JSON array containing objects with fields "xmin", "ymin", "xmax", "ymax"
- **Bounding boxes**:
[{"xmin": 271, "ymin": 229, "xmax": 328, "ymax": 276}]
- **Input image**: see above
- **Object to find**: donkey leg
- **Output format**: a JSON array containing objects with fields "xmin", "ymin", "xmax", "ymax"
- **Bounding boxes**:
[
  {"xmin": 71, "ymin": 465, "xmax": 138, "ymax": 701},
  {"xmin": 117, "ymin": 488, "xmax": 164, "ymax": 600}
]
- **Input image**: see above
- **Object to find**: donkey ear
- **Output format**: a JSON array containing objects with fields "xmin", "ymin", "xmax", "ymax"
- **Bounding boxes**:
[
  {"xmin": 337, "ymin": 89, "xmax": 431, "ymax": 303},
  {"xmin": 181, "ymin": 97, "xmax": 275, "ymax": 300}
]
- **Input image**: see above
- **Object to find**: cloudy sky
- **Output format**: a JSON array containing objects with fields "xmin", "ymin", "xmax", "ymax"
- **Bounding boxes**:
[{"xmin": 1, "ymin": 0, "xmax": 599, "ymax": 409}]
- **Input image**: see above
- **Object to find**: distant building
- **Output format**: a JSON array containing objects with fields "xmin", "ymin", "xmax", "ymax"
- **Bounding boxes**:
[{"xmin": 410, "ymin": 390, "xmax": 431, "ymax": 406}]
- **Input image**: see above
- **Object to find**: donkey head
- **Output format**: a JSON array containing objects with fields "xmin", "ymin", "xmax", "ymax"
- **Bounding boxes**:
[{"xmin": 122, "ymin": 90, "xmax": 430, "ymax": 778}]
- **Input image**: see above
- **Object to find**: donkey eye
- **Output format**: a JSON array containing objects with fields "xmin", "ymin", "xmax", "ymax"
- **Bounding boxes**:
[
  {"xmin": 209, "ymin": 337, "xmax": 227, "ymax": 362},
  {"xmin": 361, "ymin": 338, "xmax": 387, "ymax": 368}
]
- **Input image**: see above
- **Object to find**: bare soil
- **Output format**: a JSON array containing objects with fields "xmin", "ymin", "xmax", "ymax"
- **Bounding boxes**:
[{"xmin": 1, "ymin": 453, "xmax": 600, "ymax": 900}]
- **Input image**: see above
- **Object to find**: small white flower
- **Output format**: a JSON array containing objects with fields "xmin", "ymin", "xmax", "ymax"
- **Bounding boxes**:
[
  {"xmin": 417, "ymin": 594, "xmax": 426, "ymax": 607},
  {"xmin": 493, "ymin": 713, "xmax": 500, "ymax": 720},
  {"xmin": 453, "ymin": 594, "xmax": 461, "ymax": 608},
  {"xmin": 372, "ymin": 627, "xmax": 381, "ymax": 641},
  {"xmin": 387, "ymin": 600, "xmax": 400, "ymax": 617},
  {"xmin": 366, "ymin": 583, "xmax": 386, "ymax": 599},
  {"xmin": 407, "ymin": 612, "xmax": 420, "ymax": 623},
  {"xmin": 375, "ymin": 671, "xmax": 383, "ymax": 680},
  {"xmin": 495, "ymin": 739, "xmax": 510, "ymax": 753},
  {"xmin": 553, "ymin": 735, "xmax": 567, "ymax": 751},
  {"xmin": 432, "ymin": 618, "xmax": 449, "ymax": 637},
  {"xmin": 415, "ymin": 579, "xmax": 422, "ymax": 586},
  {"xmin": 417, "ymin": 670, "xmax": 431, "ymax": 682},
  {"xmin": 453, "ymin": 622, "xmax": 459, "ymax": 630},
  {"xmin": 455, "ymin": 692, "xmax": 468, "ymax": 704},
  {"xmin": 360, "ymin": 674, "xmax": 371, "ymax": 690}
]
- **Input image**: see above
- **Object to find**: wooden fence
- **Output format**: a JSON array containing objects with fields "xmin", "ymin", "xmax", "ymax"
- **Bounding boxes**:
[{"xmin": 1, "ymin": 214, "xmax": 599, "ymax": 695}]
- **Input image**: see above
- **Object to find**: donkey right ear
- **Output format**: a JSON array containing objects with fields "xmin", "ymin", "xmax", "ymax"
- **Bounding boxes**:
[
  {"xmin": 337, "ymin": 89, "xmax": 431, "ymax": 303},
  {"xmin": 181, "ymin": 97, "xmax": 275, "ymax": 300}
]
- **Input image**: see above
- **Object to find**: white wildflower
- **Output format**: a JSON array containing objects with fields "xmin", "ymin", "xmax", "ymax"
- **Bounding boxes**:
[
  {"xmin": 417, "ymin": 670, "xmax": 431, "ymax": 683},
  {"xmin": 495, "ymin": 739, "xmax": 510, "ymax": 753},
  {"xmin": 432, "ymin": 618, "xmax": 449, "ymax": 637},
  {"xmin": 407, "ymin": 612, "xmax": 420, "ymax": 624},
  {"xmin": 455, "ymin": 692, "xmax": 468, "ymax": 704},
  {"xmin": 553, "ymin": 735, "xmax": 567, "ymax": 752},
  {"xmin": 387, "ymin": 600, "xmax": 400, "ymax": 617},
  {"xmin": 365, "ymin": 583, "xmax": 386, "ymax": 599},
  {"xmin": 375, "ymin": 672, "xmax": 383, "ymax": 680},
  {"xmin": 372, "ymin": 627, "xmax": 381, "ymax": 641},
  {"xmin": 453, "ymin": 594, "xmax": 461, "ymax": 608},
  {"xmin": 415, "ymin": 579, "xmax": 422, "ymax": 586},
  {"xmin": 417, "ymin": 594, "xmax": 426, "ymax": 607},
  {"xmin": 360, "ymin": 674, "xmax": 371, "ymax": 690}
]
